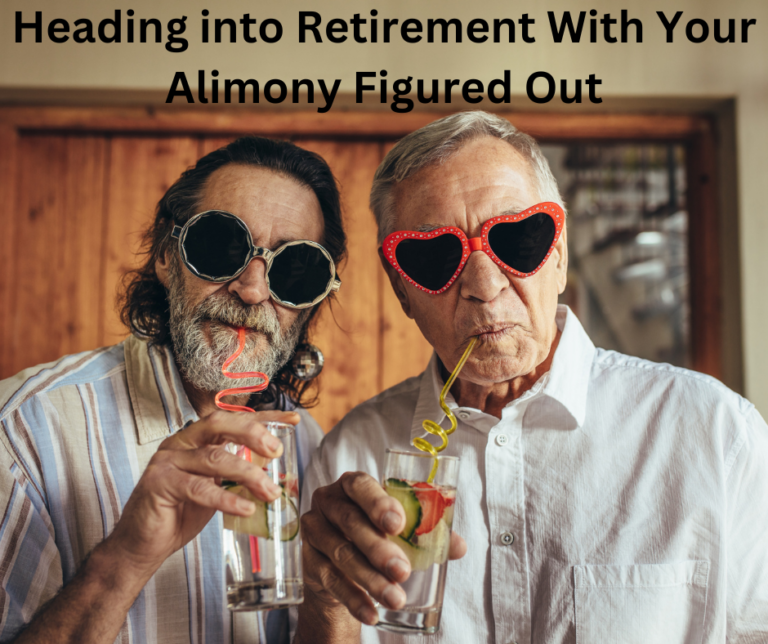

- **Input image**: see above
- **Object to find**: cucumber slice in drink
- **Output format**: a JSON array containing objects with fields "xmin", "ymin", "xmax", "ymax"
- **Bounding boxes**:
[
  {"xmin": 223, "ymin": 485, "xmax": 299, "ymax": 541},
  {"xmin": 385, "ymin": 478, "xmax": 422, "ymax": 540}
]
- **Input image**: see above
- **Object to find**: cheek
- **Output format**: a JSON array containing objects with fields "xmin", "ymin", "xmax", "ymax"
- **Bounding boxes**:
[
  {"xmin": 527, "ymin": 266, "xmax": 560, "ymax": 309},
  {"xmin": 193, "ymin": 283, "xmax": 223, "ymax": 305},
  {"xmin": 273, "ymin": 304, "xmax": 305, "ymax": 332},
  {"xmin": 408, "ymin": 292, "xmax": 456, "ymax": 340}
]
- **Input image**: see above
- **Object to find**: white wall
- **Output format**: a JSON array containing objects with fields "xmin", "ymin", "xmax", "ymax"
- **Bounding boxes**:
[{"xmin": 2, "ymin": 0, "xmax": 767, "ymax": 412}]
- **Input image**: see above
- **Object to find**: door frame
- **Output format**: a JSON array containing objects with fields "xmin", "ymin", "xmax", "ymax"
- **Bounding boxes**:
[{"xmin": 0, "ymin": 107, "xmax": 724, "ymax": 380}]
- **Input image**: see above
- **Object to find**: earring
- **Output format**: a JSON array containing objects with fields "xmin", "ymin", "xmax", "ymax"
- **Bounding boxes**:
[{"xmin": 290, "ymin": 344, "xmax": 324, "ymax": 381}]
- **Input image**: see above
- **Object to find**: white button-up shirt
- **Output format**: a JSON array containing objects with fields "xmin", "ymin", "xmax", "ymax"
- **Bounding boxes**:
[{"xmin": 303, "ymin": 305, "xmax": 768, "ymax": 643}]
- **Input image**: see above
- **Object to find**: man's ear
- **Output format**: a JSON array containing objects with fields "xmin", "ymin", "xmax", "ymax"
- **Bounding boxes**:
[
  {"xmin": 155, "ymin": 249, "xmax": 172, "ymax": 288},
  {"xmin": 554, "ymin": 225, "xmax": 568, "ymax": 295},
  {"xmin": 378, "ymin": 247, "xmax": 414, "ymax": 319}
]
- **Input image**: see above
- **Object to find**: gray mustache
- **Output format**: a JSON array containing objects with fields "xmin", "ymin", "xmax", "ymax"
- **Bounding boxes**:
[{"xmin": 195, "ymin": 298, "xmax": 280, "ymax": 335}]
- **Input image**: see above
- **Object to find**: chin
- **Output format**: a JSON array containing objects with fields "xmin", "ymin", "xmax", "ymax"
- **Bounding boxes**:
[
  {"xmin": 472, "ymin": 341, "xmax": 540, "ymax": 379},
  {"xmin": 470, "ymin": 360, "xmax": 532, "ymax": 384}
]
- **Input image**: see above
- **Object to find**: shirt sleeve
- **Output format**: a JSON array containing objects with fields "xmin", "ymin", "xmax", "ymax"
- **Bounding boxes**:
[
  {"xmin": 298, "ymin": 443, "xmax": 332, "ymax": 518},
  {"xmin": 0, "ymin": 442, "xmax": 62, "ymax": 642},
  {"xmin": 294, "ymin": 409, "xmax": 325, "ymax": 513},
  {"xmin": 725, "ymin": 405, "xmax": 768, "ymax": 641}
]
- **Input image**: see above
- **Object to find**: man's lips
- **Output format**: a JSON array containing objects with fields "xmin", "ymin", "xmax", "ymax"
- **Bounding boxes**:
[{"xmin": 470, "ymin": 324, "xmax": 520, "ymax": 341}]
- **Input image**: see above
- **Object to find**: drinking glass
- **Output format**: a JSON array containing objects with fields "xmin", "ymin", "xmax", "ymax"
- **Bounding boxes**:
[
  {"xmin": 222, "ymin": 422, "xmax": 303, "ymax": 610},
  {"xmin": 376, "ymin": 449, "xmax": 460, "ymax": 634}
]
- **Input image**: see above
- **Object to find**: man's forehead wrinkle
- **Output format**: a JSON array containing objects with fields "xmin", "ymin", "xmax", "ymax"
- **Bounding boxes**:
[
  {"xmin": 199, "ymin": 164, "xmax": 324, "ymax": 248},
  {"xmin": 391, "ymin": 136, "xmax": 540, "ymax": 238}
]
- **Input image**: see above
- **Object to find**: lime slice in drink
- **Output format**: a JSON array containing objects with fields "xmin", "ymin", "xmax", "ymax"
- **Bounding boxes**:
[
  {"xmin": 387, "ymin": 517, "xmax": 452, "ymax": 571},
  {"xmin": 388, "ymin": 534, "xmax": 435, "ymax": 571},
  {"xmin": 223, "ymin": 485, "xmax": 299, "ymax": 541},
  {"xmin": 274, "ymin": 491, "xmax": 300, "ymax": 541},
  {"xmin": 414, "ymin": 517, "xmax": 451, "ymax": 565},
  {"xmin": 222, "ymin": 486, "xmax": 269, "ymax": 537}
]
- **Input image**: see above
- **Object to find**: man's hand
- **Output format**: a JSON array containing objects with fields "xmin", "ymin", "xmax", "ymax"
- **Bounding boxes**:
[
  {"xmin": 11, "ymin": 409, "xmax": 300, "ymax": 644},
  {"xmin": 106, "ymin": 409, "xmax": 300, "ymax": 576},
  {"xmin": 298, "ymin": 472, "xmax": 467, "ymax": 632}
]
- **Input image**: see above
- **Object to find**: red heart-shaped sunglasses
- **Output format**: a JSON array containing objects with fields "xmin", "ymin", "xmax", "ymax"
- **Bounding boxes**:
[{"xmin": 382, "ymin": 202, "xmax": 565, "ymax": 294}]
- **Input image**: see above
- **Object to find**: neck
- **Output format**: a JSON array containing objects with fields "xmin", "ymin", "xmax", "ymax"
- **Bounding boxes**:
[{"xmin": 448, "ymin": 328, "xmax": 562, "ymax": 419}]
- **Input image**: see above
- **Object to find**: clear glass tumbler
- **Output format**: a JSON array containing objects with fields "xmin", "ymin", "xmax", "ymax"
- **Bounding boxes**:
[
  {"xmin": 376, "ymin": 449, "xmax": 460, "ymax": 634},
  {"xmin": 222, "ymin": 422, "xmax": 303, "ymax": 610}
]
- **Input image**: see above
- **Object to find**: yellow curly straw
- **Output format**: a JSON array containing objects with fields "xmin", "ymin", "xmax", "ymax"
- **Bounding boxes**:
[{"xmin": 414, "ymin": 336, "xmax": 478, "ymax": 482}]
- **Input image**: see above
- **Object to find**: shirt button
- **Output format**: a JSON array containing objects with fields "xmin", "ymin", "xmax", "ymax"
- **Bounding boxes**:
[
  {"xmin": 500, "ymin": 531, "xmax": 515, "ymax": 546},
  {"xmin": 495, "ymin": 433, "xmax": 509, "ymax": 446},
  {"xmin": 457, "ymin": 411, "xmax": 470, "ymax": 420}
]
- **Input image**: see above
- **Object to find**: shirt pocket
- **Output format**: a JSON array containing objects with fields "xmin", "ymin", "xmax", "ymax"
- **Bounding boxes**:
[{"xmin": 573, "ymin": 560, "xmax": 709, "ymax": 644}]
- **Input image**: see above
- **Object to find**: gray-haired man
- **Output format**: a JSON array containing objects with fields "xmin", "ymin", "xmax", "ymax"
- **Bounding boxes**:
[{"xmin": 296, "ymin": 112, "xmax": 768, "ymax": 643}]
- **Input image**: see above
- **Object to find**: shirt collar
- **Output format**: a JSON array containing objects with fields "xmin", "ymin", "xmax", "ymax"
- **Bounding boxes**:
[
  {"xmin": 410, "ymin": 305, "xmax": 594, "ymax": 442},
  {"xmin": 124, "ymin": 335, "xmax": 198, "ymax": 445},
  {"xmin": 540, "ymin": 304, "xmax": 595, "ymax": 428}
]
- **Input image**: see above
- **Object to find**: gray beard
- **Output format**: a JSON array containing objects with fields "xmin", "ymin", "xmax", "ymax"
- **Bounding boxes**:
[{"xmin": 166, "ymin": 259, "xmax": 309, "ymax": 394}]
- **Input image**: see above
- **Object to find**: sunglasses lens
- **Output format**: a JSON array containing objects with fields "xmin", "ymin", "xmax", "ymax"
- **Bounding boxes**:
[
  {"xmin": 183, "ymin": 213, "xmax": 250, "ymax": 279},
  {"xmin": 395, "ymin": 234, "xmax": 464, "ymax": 291},
  {"xmin": 269, "ymin": 243, "xmax": 333, "ymax": 306},
  {"xmin": 488, "ymin": 214, "xmax": 556, "ymax": 274}
]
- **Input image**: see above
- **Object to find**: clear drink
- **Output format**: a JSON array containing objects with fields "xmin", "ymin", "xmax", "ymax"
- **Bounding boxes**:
[
  {"xmin": 376, "ymin": 450, "xmax": 460, "ymax": 634},
  {"xmin": 222, "ymin": 422, "xmax": 303, "ymax": 610}
]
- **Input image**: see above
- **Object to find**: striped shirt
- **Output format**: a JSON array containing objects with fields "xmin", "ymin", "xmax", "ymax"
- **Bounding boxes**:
[{"xmin": 0, "ymin": 335, "xmax": 323, "ymax": 644}]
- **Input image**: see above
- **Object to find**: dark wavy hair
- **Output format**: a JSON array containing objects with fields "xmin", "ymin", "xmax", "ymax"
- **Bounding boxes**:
[{"xmin": 119, "ymin": 136, "xmax": 346, "ymax": 409}]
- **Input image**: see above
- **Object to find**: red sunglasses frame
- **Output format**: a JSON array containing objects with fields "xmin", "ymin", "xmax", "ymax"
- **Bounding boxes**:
[{"xmin": 382, "ymin": 202, "xmax": 565, "ymax": 294}]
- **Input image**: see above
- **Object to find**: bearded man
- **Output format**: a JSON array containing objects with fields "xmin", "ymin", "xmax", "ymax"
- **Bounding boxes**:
[{"xmin": 0, "ymin": 136, "xmax": 346, "ymax": 644}]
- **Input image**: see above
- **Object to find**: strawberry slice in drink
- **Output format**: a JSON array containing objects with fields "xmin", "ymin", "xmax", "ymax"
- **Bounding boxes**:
[{"xmin": 412, "ymin": 481, "xmax": 455, "ymax": 536}]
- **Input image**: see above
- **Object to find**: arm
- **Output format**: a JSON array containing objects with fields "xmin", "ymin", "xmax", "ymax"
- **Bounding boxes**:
[
  {"xmin": 295, "ymin": 472, "xmax": 466, "ymax": 644},
  {"xmin": 8, "ymin": 539, "xmax": 153, "ymax": 643},
  {"xmin": 726, "ymin": 406, "xmax": 768, "ymax": 640},
  {"xmin": 6, "ymin": 409, "xmax": 298, "ymax": 644}
]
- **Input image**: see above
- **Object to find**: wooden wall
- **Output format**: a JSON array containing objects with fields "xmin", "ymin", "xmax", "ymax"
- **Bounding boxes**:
[
  {"xmin": 0, "ymin": 118, "xmax": 434, "ymax": 431},
  {"xmin": 0, "ymin": 108, "xmax": 722, "ymax": 431}
]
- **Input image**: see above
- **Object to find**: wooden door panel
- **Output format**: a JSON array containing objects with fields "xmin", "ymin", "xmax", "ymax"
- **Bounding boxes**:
[
  {"xmin": 291, "ymin": 139, "xmax": 382, "ymax": 431},
  {"xmin": 102, "ymin": 136, "xmax": 199, "ymax": 346},
  {"xmin": 6, "ymin": 135, "xmax": 107, "ymax": 375},
  {"xmin": 0, "ymin": 126, "xmax": 19, "ymax": 375}
]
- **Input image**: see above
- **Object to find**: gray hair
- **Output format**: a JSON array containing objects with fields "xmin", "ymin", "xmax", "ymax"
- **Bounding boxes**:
[{"xmin": 370, "ymin": 111, "xmax": 564, "ymax": 243}]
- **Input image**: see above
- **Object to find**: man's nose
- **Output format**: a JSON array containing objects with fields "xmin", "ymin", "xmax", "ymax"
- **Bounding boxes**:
[
  {"xmin": 228, "ymin": 257, "xmax": 271, "ymax": 305},
  {"xmin": 458, "ymin": 250, "xmax": 509, "ymax": 301}
]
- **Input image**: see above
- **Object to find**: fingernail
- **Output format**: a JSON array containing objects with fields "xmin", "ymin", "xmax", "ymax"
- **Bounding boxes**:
[
  {"xmin": 237, "ymin": 499, "xmax": 255, "ymax": 514},
  {"xmin": 266, "ymin": 435, "xmax": 281, "ymax": 452},
  {"xmin": 358, "ymin": 606, "xmax": 379, "ymax": 625},
  {"xmin": 382, "ymin": 511, "xmax": 401, "ymax": 534},
  {"xmin": 386, "ymin": 557, "xmax": 410, "ymax": 582},
  {"xmin": 382, "ymin": 585, "xmax": 406, "ymax": 610},
  {"xmin": 268, "ymin": 482, "xmax": 282, "ymax": 497}
]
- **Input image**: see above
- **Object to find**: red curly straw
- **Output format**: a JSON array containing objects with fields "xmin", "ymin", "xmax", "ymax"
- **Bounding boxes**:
[
  {"xmin": 214, "ymin": 327, "xmax": 269, "ymax": 412},
  {"xmin": 215, "ymin": 326, "xmax": 269, "ymax": 573}
]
